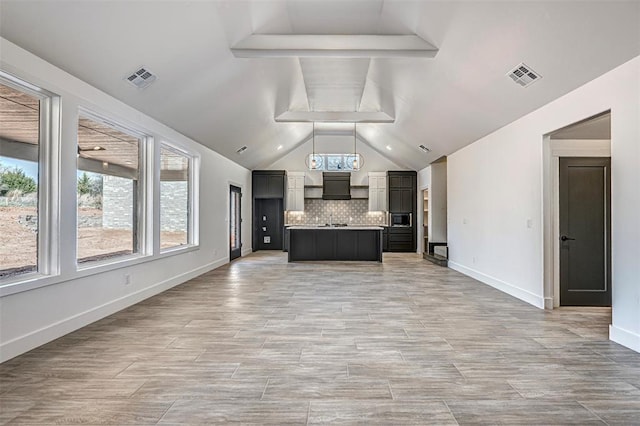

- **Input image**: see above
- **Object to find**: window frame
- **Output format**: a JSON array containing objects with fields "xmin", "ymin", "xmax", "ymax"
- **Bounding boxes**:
[
  {"xmin": 307, "ymin": 153, "xmax": 363, "ymax": 171},
  {"xmin": 0, "ymin": 77, "xmax": 201, "ymax": 297},
  {"xmin": 75, "ymin": 107, "xmax": 152, "ymax": 270},
  {"xmin": 0, "ymin": 70, "xmax": 60, "ymax": 286},
  {"xmin": 158, "ymin": 141, "xmax": 199, "ymax": 253}
]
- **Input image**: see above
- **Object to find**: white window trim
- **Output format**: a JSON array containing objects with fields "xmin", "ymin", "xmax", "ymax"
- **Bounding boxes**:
[
  {"xmin": 0, "ymin": 71, "xmax": 60, "ymax": 285},
  {"xmin": 76, "ymin": 108, "xmax": 153, "ymax": 270},
  {"xmin": 0, "ymin": 79, "xmax": 202, "ymax": 297},
  {"xmin": 158, "ymin": 141, "xmax": 200, "ymax": 253}
]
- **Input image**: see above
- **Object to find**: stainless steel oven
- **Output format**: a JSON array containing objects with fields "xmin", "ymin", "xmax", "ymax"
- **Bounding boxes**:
[{"xmin": 390, "ymin": 212, "xmax": 412, "ymax": 227}]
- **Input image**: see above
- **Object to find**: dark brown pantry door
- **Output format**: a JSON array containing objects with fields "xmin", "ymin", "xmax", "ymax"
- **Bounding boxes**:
[
  {"xmin": 230, "ymin": 185, "xmax": 242, "ymax": 261},
  {"xmin": 559, "ymin": 157, "xmax": 611, "ymax": 306}
]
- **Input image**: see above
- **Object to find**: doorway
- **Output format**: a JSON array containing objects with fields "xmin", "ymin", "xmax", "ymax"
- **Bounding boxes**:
[
  {"xmin": 230, "ymin": 185, "xmax": 242, "ymax": 261},
  {"xmin": 543, "ymin": 110, "xmax": 612, "ymax": 309},
  {"xmin": 559, "ymin": 157, "xmax": 611, "ymax": 306},
  {"xmin": 422, "ymin": 189, "xmax": 429, "ymax": 254}
]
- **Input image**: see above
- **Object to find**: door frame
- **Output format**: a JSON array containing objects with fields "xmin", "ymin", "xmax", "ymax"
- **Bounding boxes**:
[
  {"xmin": 228, "ymin": 182, "xmax": 244, "ymax": 261},
  {"xmin": 542, "ymin": 134, "xmax": 611, "ymax": 309}
]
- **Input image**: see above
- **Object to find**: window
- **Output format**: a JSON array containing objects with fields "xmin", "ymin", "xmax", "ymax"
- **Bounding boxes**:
[
  {"xmin": 77, "ymin": 113, "xmax": 146, "ymax": 265},
  {"xmin": 0, "ymin": 74, "xmax": 55, "ymax": 281},
  {"xmin": 160, "ymin": 144, "xmax": 192, "ymax": 250},
  {"xmin": 308, "ymin": 153, "xmax": 363, "ymax": 171}
]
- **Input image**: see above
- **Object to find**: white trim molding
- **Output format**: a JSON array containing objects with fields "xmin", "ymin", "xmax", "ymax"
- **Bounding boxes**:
[
  {"xmin": 231, "ymin": 34, "xmax": 438, "ymax": 58},
  {"xmin": 449, "ymin": 261, "xmax": 545, "ymax": 309},
  {"xmin": 610, "ymin": 324, "xmax": 640, "ymax": 353}
]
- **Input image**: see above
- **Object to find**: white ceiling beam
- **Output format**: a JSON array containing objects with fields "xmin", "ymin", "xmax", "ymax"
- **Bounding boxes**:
[
  {"xmin": 231, "ymin": 35, "xmax": 438, "ymax": 58},
  {"xmin": 275, "ymin": 111, "xmax": 395, "ymax": 123}
]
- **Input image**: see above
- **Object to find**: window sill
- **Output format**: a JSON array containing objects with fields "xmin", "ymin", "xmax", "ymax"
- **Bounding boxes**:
[{"xmin": 0, "ymin": 244, "xmax": 200, "ymax": 298}]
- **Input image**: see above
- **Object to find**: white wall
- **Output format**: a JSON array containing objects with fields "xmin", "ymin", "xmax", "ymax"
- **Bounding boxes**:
[
  {"xmin": 447, "ymin": 56, "xmax": 640, "ymax": 352},
  {"xmin": 266, "ymin": 134, "xmax": 408, "ymax": 185},
  {"xmin": 0, "ymin": 38, "xmax": 252, "ymax": 362},
  {"xmin": 429, "ymin": 162, "xmax": 448, "ymax": 244}
]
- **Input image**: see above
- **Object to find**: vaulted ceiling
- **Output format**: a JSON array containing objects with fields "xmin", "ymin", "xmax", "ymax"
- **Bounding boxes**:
[{"xmin": 1, "ymin": 1, "xmax": 638, "ymax": 170}]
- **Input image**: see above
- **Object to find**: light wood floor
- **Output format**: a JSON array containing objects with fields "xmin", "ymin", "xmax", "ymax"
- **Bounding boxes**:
[{"xmin": 1, "ymin": 252, "xmax": 640, "ymax": 425}]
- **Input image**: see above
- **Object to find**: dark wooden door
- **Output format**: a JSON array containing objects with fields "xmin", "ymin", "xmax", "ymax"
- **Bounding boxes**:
[
  {"xmin": 229, "ymin": 185, "xmax": 242, "ymax": 260},
  {"xmin": 559, "ymin": 157, "xmax": 611, "ymax": 306}
]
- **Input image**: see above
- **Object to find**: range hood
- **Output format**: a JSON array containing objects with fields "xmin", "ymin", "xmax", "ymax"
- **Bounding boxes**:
[{"xmin": 322, "ymin": 172, "xmax": 351, "ymax": 200}]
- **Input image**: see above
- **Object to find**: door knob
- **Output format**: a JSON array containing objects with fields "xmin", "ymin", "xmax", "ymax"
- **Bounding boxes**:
[{"xmin": 560, "ymin": 235, "xmax": 575, "ymax": 241}]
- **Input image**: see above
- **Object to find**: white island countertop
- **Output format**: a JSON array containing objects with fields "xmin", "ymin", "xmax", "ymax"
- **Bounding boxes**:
[{"xmin": 287, "ymin": 225, "xmax": 384, "ymax": 230}]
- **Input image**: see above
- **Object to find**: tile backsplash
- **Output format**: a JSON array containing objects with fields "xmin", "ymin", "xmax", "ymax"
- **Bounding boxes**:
[{"xmin": 286, "ymin": 199, "xmax": 387, "ymax": 225}]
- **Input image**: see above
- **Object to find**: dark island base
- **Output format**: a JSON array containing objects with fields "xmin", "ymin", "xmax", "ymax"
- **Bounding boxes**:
[{"xmin": 288, "ymin": 228, "xmax": 383, "ymax": 262}]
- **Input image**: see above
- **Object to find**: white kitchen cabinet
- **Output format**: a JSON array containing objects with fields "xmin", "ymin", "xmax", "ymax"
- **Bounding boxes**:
[
  {"xmin": 368, "ymin": 172, "xmax": 388, "ymax": 212},
  {"xmin": 286, "ymin": 172, "xmax": 305, "ymax": 211}
]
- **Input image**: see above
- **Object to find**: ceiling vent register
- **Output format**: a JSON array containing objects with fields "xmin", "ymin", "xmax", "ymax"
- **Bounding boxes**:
[
  {"xmin": 507, "ymin": 63, "xmax": 541, "ymax": 88},
  {"xmin": 126, "ymin": 67, "xmax": 157, "ymax": 89}
]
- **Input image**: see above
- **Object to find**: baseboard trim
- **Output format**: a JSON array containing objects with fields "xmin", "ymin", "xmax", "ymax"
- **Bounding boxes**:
[
  {"xmin": 544, "ymin": 297, "xmax": 554, "ymax": 310},
  {"xmin": 610, "ymin": 324, "xmax": 640, "ymax": 354},
  {"xmin": 448, "ymin": 261, "xmax": 545, "ymax": 309},
  {"xmin": 241, "ymin": 247, "xmax": 253, "ymax": 257},
  {"xmin": 0, "ymin": 258, "xmax": 227, "ymax": 363}
]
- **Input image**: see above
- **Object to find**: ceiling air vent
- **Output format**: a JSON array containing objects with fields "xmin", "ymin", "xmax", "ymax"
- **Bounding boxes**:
[
  {"xmin": 236, "ymin": 146, "xmax": 248, "ymax": 154},
  {"xmin": 418, "ymin": 145, "xmax": 431, "ymax": 153},
  {"xmin": 125, "ymin": 67, "xmax": 157, "ymax": 89},
  {"xmin": 507, "ymin": 63, "xmax": 541, "ymax": 88}
]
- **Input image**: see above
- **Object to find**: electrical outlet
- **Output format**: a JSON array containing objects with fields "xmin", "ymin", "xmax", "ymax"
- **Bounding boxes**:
[
  {"xmin": 213, "ymin": 249, "xmax": 218, "ymax": 256},
  {"xmin": 472, "ymin": 256, "xmax": 477, "ymax": 264},
  {"xmin": 124, "ymin": 274, "xmax": 131, "ymax": 285}
]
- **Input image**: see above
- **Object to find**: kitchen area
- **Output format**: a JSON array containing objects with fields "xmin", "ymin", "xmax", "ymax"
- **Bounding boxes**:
[{"xmin": 252, "ymin": 168, "xmax": 417, "ymax": 262}]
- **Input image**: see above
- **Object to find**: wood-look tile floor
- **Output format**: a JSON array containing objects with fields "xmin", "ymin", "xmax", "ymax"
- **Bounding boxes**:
[{"xmin": 1, "ymin": 252, "xmax": 640, "ymax": 425}]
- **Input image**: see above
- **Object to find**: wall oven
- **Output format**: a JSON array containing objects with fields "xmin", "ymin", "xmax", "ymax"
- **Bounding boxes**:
[{"xmin": 390, "ymin": 212, "xmax": 412, "ymax": 227}]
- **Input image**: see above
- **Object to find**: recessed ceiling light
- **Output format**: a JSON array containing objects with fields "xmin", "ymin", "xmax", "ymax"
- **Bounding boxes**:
[
  {"xmin": 385, "ymin": 145, "xmax": 392, "ymax": 151},
  {"xmin": 418, "ymin": 145, "xmax": 431, "ymax": 153},
  {"xmin": 277, "ymin": 145, "xmax": 283, "ymax": 150},
  {"xmin": 236, "ymin": 146, "xmax": 248, "ymax": 154}
]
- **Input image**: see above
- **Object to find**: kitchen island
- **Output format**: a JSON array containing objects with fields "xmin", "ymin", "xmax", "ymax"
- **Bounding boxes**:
[{"xmin": 287, "ymin": 226, "xmax": 383, "ymax": 262}]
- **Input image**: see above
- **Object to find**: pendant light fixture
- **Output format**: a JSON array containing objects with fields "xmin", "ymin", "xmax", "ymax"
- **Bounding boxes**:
[
  {"xmin": 311, "ymin": 122, "xmax": 317, "ymax": 169},
  {"xmin": 352, "ymin": 123, "xmax": 358, "ymax": 169},
  {"xmin": 305, "ymin": 121, "xmax": 318, "ymax": 170},
  {"xmin": 351, "ymin": 122, "xmax": 364, "ymax": 171}
]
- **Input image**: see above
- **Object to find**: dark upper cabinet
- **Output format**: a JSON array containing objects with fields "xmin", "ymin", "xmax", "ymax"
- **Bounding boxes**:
[
  {"xmin": 389, "ymin": 188, "xmax": 414, "ymax": 213},
  {"xmin": 388, "ymin": 174, "xmax": 415, "ymax": 189},
  {"xmin": 388, "ymin": 171, "xmax": 417, "ymax": 213},
  {"xmin": 253, "ymin": 170, "xmax": 285, "ymax": 198}
]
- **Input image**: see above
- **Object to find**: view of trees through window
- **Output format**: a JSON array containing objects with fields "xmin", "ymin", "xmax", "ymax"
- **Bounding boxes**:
[{"xmin": 0, "ymin": 80, "xmax": 40, "ymax": 279}]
